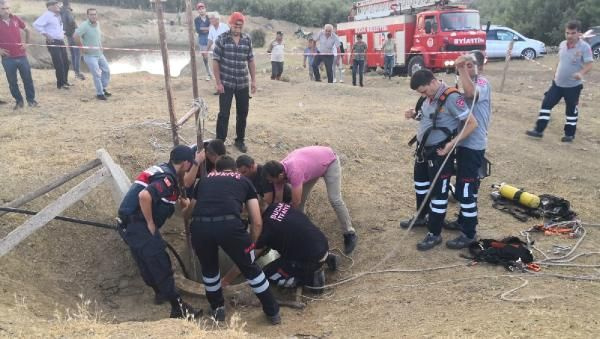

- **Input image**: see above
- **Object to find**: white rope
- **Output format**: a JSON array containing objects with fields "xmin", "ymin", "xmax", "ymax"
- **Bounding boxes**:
[
  {"xmin": 329, "ymin": 248, "xmax": 355, "ymax": 272},
  {"xmin": 499, "ymin": 277, "xmax": 552, "ymax": 302},
  {"xmin": 305, "ymin": 263, "xmax": 467, "ymax": 290}
]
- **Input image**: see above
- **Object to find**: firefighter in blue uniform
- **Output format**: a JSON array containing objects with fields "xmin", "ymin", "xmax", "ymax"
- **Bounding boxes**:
[
  {"xmin": 117, "ymin": 145, "xmax": 200, "ymax": 319},
  {"xmin": 190, "ymin": 155, "xmax": 281, "ymax": 325},
  {"xmin": 400, "ymin": 69, "xmax": 478, "ymax": 251},
  {"xmin": 444, "ymin": 51, "xmax": 492, "ymax": 249}
]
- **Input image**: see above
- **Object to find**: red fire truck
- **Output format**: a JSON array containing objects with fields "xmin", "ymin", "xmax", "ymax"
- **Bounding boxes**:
[{"xmin": 337, "ymin": 0, "xmax": 486, "ymax": 76}]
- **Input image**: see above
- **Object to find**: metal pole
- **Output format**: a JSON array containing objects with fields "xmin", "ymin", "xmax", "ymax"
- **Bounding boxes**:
[
  {"xmin": 185, "ymin": 0, "xmax": 199, "ymax": 100},
  {"xmin": 154, "ymin": 0, "xmax": 180, "ymax": 146}
]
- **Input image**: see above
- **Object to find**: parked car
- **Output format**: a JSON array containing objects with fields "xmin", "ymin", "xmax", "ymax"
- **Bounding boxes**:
[
  {"xmin": 582, "ymin": 26, "xmax": 600, "ymax": 60},
  {"xmin": 485, "ymin": 26, "xmax": 546, "ymax": 59}
]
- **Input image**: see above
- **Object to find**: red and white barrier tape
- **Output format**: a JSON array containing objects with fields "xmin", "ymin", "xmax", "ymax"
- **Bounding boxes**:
[{"xmin": 1, "ymin": 42, "xmax": 482, "ymax": 57}]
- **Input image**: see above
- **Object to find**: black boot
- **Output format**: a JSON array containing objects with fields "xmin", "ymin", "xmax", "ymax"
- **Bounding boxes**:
[
  {"xmin": 209, "ymin": 306, "xmax": 226, "ymax": 322},
  {"xmin": 325, "ymin": 252, "xmax": 340, "ymax": 271},
  {"xmin": 400, "ymin": 216, "xmax": 427, "ymax": 229},
  {"xmin": 343, "ymin": 232, "xmax": 358, "ymax": 254},
  {"xmin": 169, "ymin": 297, "xmax": 202, "ymax": 320},
  {"xmin": 305, "ymin": 269, "xmax": 325, "ymax": 294}
]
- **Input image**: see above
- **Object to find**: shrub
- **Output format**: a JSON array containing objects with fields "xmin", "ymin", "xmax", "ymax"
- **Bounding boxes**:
[{"xmin": 250, "ymin": 29, "xmax": 266, "ymax": 48}]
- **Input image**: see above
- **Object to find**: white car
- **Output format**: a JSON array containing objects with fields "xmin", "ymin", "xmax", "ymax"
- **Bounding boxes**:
[{"xmin": 485, "ymin": 26, "xmax": 546, "ymax": 59}]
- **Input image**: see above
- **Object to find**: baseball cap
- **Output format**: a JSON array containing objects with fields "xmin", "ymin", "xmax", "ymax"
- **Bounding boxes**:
[
  {"xmin": 170, "ymin": 145, "xmax": 197, "ymax": 165},
  {"xmin": 46, "ymin": 1, "xmax": 59, "ymax": 7},
  {"xmin": 229, "ymin": 12, "xmax": 245, "ymax": 25},
  {"xmin": 196, "ymin": 2, "xmax": 205, "ymax": 9}
]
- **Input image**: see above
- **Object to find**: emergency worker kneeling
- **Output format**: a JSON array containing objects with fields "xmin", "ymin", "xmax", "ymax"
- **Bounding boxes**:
[{"xmin": 190, "ymin": 155, "xmax": 281, "ymax": 325}]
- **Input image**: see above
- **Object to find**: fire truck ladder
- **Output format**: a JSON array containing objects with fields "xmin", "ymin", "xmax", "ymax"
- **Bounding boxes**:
[{"xmin": 353, "ymin": 0, "xmax": 461, "ymax": 20}]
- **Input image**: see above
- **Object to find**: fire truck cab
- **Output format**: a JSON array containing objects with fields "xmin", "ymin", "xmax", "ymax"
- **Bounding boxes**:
[{"xmin": 337, "ymin": 0, "xmax": 486, "ymax": 76}]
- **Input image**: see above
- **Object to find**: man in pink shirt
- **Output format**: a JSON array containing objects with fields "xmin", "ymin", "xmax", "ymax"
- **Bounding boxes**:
[{"xmin": 263, "ymin": 146, "xmax": 357, "ymax": 254}]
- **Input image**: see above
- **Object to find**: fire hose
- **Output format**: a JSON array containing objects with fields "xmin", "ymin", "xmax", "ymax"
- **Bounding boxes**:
[{"xmin": 0, "ymin": 206, "xmax": 191, "ymax": 279}]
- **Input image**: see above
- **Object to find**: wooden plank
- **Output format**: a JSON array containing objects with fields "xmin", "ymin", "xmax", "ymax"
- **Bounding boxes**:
[
  {"xmin": 0, "ymin": 168, "xmax": 109, "ymax": 257},
  {"xmin": 176, "ymin": 106, "xmax": 199, "ymax": 127},
  {"xmin": 96, "ymin": 149, "xmax": 132, "ymax": 206},
  {"xmin": 0, "ymin": 159, "xmax": 101, "ymax": 217}
]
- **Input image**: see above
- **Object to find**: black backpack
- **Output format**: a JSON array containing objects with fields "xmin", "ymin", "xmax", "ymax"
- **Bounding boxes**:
[{"xmin": 468, "ymin": 237, "xmax": 534, "ymax": 271}]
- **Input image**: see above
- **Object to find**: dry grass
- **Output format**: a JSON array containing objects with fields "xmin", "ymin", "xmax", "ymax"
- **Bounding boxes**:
[{"xmin": 2, "ymin": 294, "xmax": 251, "ymax": 338}]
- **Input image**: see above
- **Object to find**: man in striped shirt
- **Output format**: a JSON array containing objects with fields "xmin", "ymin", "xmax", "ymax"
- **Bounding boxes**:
[{"xmin": 212, "ymin": 12, "xmax": 255, "ymax": 153}]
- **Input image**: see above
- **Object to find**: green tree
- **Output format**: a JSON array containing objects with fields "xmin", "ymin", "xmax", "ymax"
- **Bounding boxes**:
[
  {"xmin": 250, "ymin": 28, "xmax": 266, "ymax": 47},
  {"xmin": 474, "ymin": 0, "xmax": 599, "ymax": 45}
]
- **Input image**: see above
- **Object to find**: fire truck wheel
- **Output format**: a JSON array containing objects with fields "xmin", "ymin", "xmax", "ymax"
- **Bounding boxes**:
[{"xmin": 408, "ymin": 55, "xmax": 425, "ymax": 77}]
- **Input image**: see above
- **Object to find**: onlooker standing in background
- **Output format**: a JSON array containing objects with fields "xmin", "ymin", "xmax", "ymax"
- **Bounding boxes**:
[
  {"xmin": 206, "ymin": 12, "xmax": 230, "ymax": 52},
  {"xmin": 267, "ymin": 31, "xmax": 284, "ymax": 80},
  {"xmin": 351, "ymin": 34, "xmax": 367, "ymax": 87},
  {"xmin": 212, "ymin": 12, "xmax": 255, "ymax": 153},
  {"xmin": 0, "ymin": 0, "xmax": 38, "ymax": 109},
  {"xmin": 312, "ymin": 24, "xmax": 340, "ymax": 83},
  {"xmin": 382, "ymin": 33, "xmax": 397, "ymax": 80},
  {"xmin": 333, "ymin": 41, "xmax": 344, "ymax": 83},
  {"xmin": 207, "ymin": 12, "xmax": 229, "ymax": 95},
  {"xmin": 33, "ymin": 0, "xmax": 70, "ymax": 90},
  {"xmin": 61, "ymin": 0, "xmax": 84, "ymax": 80},
  {"xmin": 303, "ymin": 38, "xmax": 316, "ymax": 81},
  {"xmin": 74, "ymin": 8, "xmax": 111, "ymax": 101},
  {"xmin": 194, "ymin": 2, "xmax": 212, "ymax": 81}
]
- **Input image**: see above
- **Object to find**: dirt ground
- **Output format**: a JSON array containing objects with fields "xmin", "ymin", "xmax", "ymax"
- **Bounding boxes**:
[{"xmin": 1, "ymin": 2, "xmax": 600, "ymax": 338}]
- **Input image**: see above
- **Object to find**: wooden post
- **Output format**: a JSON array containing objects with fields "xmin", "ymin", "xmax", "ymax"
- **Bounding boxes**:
[
  {"xmin": 181, "ymin": 1, "xmax": 201, "ymax": 279},
  {"xmin": 185, "ymin": 0, "xmax": 199, "ymax": 100},
  {"xmin": 0, "ymin": 159, "xmax": 101, "ymax": 217},
  {"xmin": 153, "ymin": 0, "xmax": 180, "ymax": 146},
  {"xmin": 97, "ymin": 149, "xmax": 132, "ymax": 206},
  {"xmin": 0, "ymin": 168, "xmax": 109, "ymax": 257},
  {"xmin": 499, "ymin": 40, "xmax": 515, "ymax": 93},
  {"xmin": 188, "ymin": 100, "xmax": 209, "ymax": 281}
]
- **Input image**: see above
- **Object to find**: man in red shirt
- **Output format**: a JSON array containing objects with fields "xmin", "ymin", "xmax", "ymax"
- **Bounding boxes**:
[{"xmin": 0, "ymin": 0, "xmax": 37, "ymax": 109}]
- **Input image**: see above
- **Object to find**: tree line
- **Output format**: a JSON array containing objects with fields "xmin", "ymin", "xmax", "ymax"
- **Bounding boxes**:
[
  {"xmin": 75, "ymin": 0, "xmax": 354, "ymax": 28},
  {"xmin": 75, "ymin": 0, "xmax": 599, "ymax": 45},
  {"xmin": 473, "ymin": 0, "xmax": 599, "ymax": 45}
]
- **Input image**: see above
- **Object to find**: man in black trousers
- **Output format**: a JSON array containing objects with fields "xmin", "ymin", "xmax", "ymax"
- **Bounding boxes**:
[
  {"xmin": 212, "ymin": 12, "xmax": 255, "ymax": 153},
  {"xmin": 33, "ymin": 1, "xmax": 70, "ymax": 89}
]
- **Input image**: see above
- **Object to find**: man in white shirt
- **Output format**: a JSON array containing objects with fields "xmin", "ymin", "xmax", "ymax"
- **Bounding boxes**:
[
  {"xmin": 312, "ymin": 24, "xmax": 340, "ymax": 83},
  {"xmin": 267, "ymin": 31, "xmax": 284, "ymax": 80},
  {"xmin": 33, "ymin": 0, "xmax": 70, "ymax": 89},
  {"xmin": 206, "ymin": 12, "xmax": 230, "ymax": 52}
]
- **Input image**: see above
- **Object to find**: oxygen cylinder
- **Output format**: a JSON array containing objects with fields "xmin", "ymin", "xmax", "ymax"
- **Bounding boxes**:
[{"xmin": 499, "ymin": 183, "xmax": 540, "ymax": 209}]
